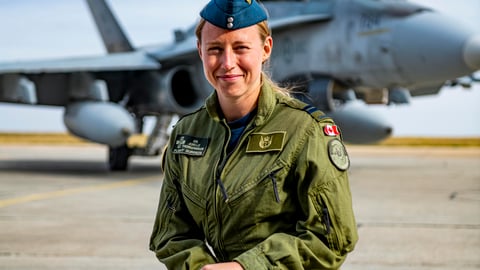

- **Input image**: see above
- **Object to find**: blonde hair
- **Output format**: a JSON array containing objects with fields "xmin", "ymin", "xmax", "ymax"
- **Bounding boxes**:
[{"xmin": 195, "ymin": 19, "xmax": 291, "ymax": 97}]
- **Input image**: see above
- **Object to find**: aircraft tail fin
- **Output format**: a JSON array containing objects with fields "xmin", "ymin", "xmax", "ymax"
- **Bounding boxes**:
[{"xmin": 85, "ymin": 0, "xmax": 134, "ymax": 53}]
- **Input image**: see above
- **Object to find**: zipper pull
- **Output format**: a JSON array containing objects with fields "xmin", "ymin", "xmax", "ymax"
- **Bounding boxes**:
[
  {"xmin": 167, "ymin": 199, "xmax": 176, "ymax": 212},
  {"xmin": 269, "ymin": 171, "xmax": 281, "ymax": 203},
  {"xmin": 322, "ymin": 206, "xmax": 331, "ymax": 234},
  {"xmin": 216, "ymin": 178, "xmax": 229, "ymax": 202}
]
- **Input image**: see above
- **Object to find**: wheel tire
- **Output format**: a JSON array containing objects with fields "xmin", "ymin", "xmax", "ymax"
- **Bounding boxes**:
[{"xmin": 108, "ymin": 145, "xmax": 130, "ymax": 171}]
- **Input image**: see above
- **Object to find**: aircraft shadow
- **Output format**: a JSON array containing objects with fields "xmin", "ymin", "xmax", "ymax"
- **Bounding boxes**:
[{"xmin": 0, "ymin": 159, "xmax": 162, "ymax": 176}]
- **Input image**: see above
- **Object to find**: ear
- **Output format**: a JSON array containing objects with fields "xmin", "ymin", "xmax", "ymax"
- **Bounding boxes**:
[
  {"xmin": 197, "ymin": 40, "xmax": 203, "ymax": 59},
  {"xmin": 262, "ymin": 36, "xmax": 273, "ymax": 62}
]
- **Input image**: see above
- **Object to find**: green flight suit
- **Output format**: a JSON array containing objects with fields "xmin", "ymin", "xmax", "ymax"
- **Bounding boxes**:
[{"xmin": 150, "ymin": 81, "xmax": 358, "ymax": 269}]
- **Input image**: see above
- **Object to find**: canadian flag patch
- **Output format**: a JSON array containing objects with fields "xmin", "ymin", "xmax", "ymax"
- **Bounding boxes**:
[{"xmin": 323, "ymin": 124, "xmax": 340, "ymax": 136}]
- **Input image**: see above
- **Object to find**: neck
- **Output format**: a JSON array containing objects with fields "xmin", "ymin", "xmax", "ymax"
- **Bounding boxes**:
[
  {"xmin": 221, "ymin": 98, "xmax": 258, "ymax": 122},
  {"xmin": 219, "ymin": 87, "xmax": 261, "ymax": 122}
]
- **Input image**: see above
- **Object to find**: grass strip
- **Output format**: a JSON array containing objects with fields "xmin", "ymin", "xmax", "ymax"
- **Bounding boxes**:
[{"xmin": 0, "ymin": 133, "xmax": 479, "ymax": 147}]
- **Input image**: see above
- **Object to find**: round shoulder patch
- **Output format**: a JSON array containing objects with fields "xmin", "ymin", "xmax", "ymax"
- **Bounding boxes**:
[{"xmin": 327, "ymin": 139, "xmax": 350, "ymax": 171}]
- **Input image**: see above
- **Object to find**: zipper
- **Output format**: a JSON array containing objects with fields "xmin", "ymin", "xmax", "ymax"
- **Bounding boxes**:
[
  {"xmin": 166, "ymin": 199, "xmax": 176, "ymax": 212},
  {"xmin": 155, "ymin": 194, "xmax": 177, "ymax": 241},
  {"xmin": 215, "ymin": 123, "xmax": 256, "ymax": 203},
  {"xmin": 212, "ymin": 122, "xmax": 256, "ymax": 261},
  {"xmin": 212, "ymin": 125, "xmax": 229, "ymax": 261},
  {"xmin": 268, "ymin": 168, "xmax": 282, "ymax": 203},
  {"xmin": 322, "ymin": 205, "xmax": 331, "ymax": 235},
  {"xmin": 318, "ymin": 194, "xmax": 344, "ymax": 250},
  {"xmin": 315, "ymin": 194, "xmax": 332, "ymax": 235},
  {"xmin": 215, "ymin": 149, "xmax": 230, "ymax": 203},
  {"xmin": 216, "ymin": 177, "xmax": 229, "ymax": 202},
  {"xmin": 214, "ymin": 121, "xmax": 230, "ymax": 205}
]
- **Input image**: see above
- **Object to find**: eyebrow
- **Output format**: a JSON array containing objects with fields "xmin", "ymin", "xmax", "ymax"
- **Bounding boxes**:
[{"xmin": 205, "ymin": 39, "xmax": 253, "ymax": 47}]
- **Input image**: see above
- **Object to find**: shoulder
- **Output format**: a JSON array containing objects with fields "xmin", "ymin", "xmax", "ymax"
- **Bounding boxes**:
[
  {"xmin": 278, "ymin": 95, "xmax": 346, "ymax": 140},
  {"xmin": 174, "ymin": 106, "xmax": 208, "ymax": 128},
  {"xmin": 282, "ymin": 98, "xmax": 349, "ymax": 170},
  {"xmin": 278, "ymin": 95, "xmax": 331, "ymax": 123}
]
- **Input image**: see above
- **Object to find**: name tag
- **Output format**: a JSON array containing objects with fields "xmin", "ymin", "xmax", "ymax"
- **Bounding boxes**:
[
  {"xmin": 246, "ymin": 131, "xmax": 286, "ymax": 153},
  {"xmin": 172, "ymin": 135, "xmax": 209, "ymax": 156}
]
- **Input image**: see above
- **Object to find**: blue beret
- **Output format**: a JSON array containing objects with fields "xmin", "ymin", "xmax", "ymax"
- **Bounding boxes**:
[{"xmin": 200, "ymin": 0, "xmax": 268, "ymax": 30}]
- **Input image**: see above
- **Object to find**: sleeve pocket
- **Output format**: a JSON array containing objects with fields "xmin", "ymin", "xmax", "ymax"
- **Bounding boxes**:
[
  {"xmin": 150, "ymin": 184, "xmax": 180, "ymax": 249},
  {"xmin": 312, "ymin": 179, "xmax": 357, "ymax": 255}
]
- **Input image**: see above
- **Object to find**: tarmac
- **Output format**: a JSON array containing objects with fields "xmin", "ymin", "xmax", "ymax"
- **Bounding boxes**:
[{"xmin": 0, "ymin": 144, "xmax": 479, "ymax": 270}]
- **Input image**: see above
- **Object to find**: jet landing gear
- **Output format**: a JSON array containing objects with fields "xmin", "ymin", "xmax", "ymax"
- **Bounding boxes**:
[
  {"xmin": 108, "ymin": 144, "xmax": 131, "ymax": 171},
  {"xmin": 107, "ymin": 114, "xmax": 176, "ymax": 171}
]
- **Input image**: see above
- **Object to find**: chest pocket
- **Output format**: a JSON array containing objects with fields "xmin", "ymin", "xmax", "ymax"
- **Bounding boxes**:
[
  {"xmin": 227, "ymin": 164, "xmax": 292, "ymax": 220},
  {"xmin": 221, "ymin": 164, "xmax": 300, "ymax": 248}
]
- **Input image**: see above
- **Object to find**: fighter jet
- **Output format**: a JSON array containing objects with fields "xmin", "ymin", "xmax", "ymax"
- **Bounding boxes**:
[{"xmin": 0, "ymin": 0, "xmax": 479, "ymax": 170}]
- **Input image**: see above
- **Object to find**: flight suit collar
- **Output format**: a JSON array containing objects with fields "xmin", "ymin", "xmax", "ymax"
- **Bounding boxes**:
[
  {"xmin": 205, "ymin": 81, "xmax": 277, "ymax": 127},
  {"xmin": 205, "ymin": 92, "xmax": 223, "ymax": 122},
  {"xmin": 253, "ymin": 81, "xmax": 276, "ymax": 127}
]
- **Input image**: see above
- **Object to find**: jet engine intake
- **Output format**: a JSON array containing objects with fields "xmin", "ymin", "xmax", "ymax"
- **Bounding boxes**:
[
  {"xmin": 287, "ymin": 76, "xmax": 348, "ymax": 112},
  {"xmin": 157, "ymin": 66, "xmax": 207, "ymax": 115}
]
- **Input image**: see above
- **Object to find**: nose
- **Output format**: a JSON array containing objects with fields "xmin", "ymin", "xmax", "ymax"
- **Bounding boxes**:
[{"xmin": 221, "ymin": 48, "xmax": 236, "ymax": 70}]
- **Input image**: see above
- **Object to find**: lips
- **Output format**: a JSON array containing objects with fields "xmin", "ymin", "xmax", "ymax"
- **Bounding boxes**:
[
  {"xmin": 217, "ymin": 74, "xmax": 244, "ymax": 82},
  {"xmin": 218, "ymin": 74, "xmax": 242, "ymax": 79}
]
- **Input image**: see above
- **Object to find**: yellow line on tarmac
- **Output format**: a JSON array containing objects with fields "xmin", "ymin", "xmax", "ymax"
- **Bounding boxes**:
[{"xmin": 0, "ymin": 176, "xmax": 158, "ymax": 208}]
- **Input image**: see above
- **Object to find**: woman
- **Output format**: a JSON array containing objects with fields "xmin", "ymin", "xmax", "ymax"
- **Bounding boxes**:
[{"xmin": 150, "ymin": 0, "xmax": 358, "ymax": 269}]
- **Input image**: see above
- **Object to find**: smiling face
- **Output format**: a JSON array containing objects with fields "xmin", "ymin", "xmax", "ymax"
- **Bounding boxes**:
[{"xmin": 197, "ymin": 21, "xmax": 272, "ymax": 118}]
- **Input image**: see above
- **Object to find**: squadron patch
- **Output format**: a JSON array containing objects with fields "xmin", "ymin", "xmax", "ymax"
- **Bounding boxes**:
[
  {"xmin": 327, "ymin": 139, "xmax": 350, "ymax": 171},
  {"xmin": 172, "ymin": 135, "xmax": 209, "ymax": 156},
  {"xmin": 246, "ymin": 131, "xmax": 286, "ymax": 153}
]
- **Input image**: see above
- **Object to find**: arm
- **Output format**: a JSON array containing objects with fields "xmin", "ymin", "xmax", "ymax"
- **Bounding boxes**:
[
  {"xmin": 149, "ymin": 150, "xmax": 217, "ymax": 269},
  {"xmin": 234, "ymin": 123, "xmax": 358, "ymax": 269}
]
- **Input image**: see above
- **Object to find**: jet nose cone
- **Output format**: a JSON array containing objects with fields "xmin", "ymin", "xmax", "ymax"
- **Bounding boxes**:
[
  {"xmin": 464, "ymin": 35, "xmax": 480, "ymax": 70},
  {"xmin": 391, "ymin": 12, "xmax": 479, "ymax": 83}
]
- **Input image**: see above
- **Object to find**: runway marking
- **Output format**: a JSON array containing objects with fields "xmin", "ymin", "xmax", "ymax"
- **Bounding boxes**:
[{"xmin": 0, "ymin": 176, "xmax": 159, "ymax": 208}]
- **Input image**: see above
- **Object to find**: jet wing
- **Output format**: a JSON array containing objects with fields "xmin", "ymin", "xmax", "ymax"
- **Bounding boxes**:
[
  {"xmin": 0, "ymin": 51, "xmax": 160, "ymax": 74},
  {"xmin": 147, "ymin": 36, "xmax": 199, "ymax": 63},
  {"xmin": 269, "ymin": 14, "xmax": 332, "ymax": 32},
  {"xmin": 264, "ymin": 0, "xmax": 333, "ymax": 31},
  {"xmin": 0, "ymin": 51, "xmax": 163, "ymax": 106}
]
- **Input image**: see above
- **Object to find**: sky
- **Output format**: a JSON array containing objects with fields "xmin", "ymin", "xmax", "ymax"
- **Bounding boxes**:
[{"xmin": 0, "ymin": 0, "xmax": 479, "ymax": 137}]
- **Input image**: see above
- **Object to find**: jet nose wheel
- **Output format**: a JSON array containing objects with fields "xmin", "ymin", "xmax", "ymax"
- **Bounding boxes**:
[{"xmin": 108, "ymin": 145, "xmax": 131, "ymax": 171}]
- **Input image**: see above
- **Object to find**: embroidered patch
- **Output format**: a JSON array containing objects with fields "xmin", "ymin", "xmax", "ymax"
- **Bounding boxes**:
[
  {"xmin": 246, "ymin": 131, "xmax": 286, "ymax": 153},
  {"xmin": 172, "ymin": 135, "xmax": 209, "ymax": 156},
  {"xmin": 327, "ymin": 139, "xmax": 350, "ymax": 171},
  {"xmin": 323, "ymin": 124, "xmax": 340, "ymax": 136}
]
